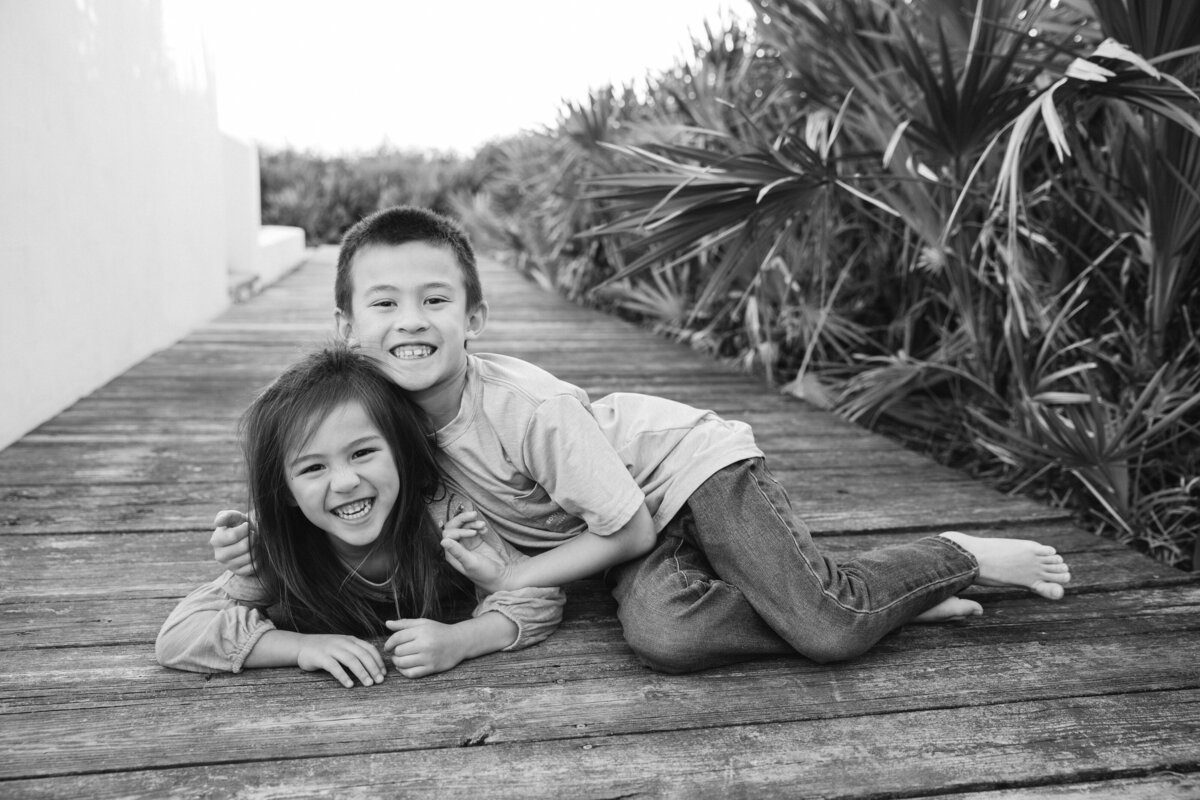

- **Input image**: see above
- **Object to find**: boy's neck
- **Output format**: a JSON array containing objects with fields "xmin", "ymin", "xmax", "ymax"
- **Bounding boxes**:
[{"xmin": 414, "ymin": 359, "xmax": 469, "ymax": 430}]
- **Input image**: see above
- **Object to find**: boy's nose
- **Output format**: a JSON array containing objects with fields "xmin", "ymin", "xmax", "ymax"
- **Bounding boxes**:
[{"xmin": 395, "ymin": 304, "xmax": 430, "ymax": 332}]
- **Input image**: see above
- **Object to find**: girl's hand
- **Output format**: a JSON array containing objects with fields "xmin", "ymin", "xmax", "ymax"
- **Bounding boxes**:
[
  {"xmin": 440, "ymin": 511, "xmax": 513, "ymax": 593},
  {"xmin": 295, "ymin": 634, "xmax": 386, "ymax": 688},
  {"xmin": 384, "ymin": 619, "xmax": 467, "ymax": 678},
  {"xmin": 210, "ymin": 509, "xmax": 255, "ymax": 576}
]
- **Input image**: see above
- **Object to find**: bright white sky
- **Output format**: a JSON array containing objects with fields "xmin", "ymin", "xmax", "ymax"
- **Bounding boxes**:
[{"xmin": 202, "ymin": 0, "xmax": 753, "ymax": 156}]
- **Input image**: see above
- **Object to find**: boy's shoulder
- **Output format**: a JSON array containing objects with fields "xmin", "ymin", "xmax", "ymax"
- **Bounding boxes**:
[{"xmin": 469, "ymin": 353, "xmax": 588, "ymax": 407}]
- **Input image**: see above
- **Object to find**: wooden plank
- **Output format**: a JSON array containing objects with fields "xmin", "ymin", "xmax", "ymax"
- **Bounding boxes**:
[
  {"xmin": 7, "ymin": 524, "xmax": 1166, "ymax": 604},
  {"xmin": 0, "ymin": 481, "xmax": 246, "ymax": 534},
  {"xmin": 5, "ymin": 580, "xmax": 1198, "ymax": 673},
  {"xmin": 0, "ymin": 469, "xmax": 1068, "ymax": 534},
  {"xmin": 0, "ymin": 683, "xmax": 1196, "ymax": 791},
  {"xmin": 0, "ymin": 435, "xmax": 968, "ymax": 485},
  {"xmin": 935, "ymin": 775, "xmax": 1200, "ymax": 800},
  {"xmin": 10, "ymin": 771, "xmax": 1198, "ymax": 800}
]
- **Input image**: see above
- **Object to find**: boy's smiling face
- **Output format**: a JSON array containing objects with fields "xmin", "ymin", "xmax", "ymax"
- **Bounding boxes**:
[{"xmin": 336, "ymin": 241, "xmax": 487, "ymax": 425}]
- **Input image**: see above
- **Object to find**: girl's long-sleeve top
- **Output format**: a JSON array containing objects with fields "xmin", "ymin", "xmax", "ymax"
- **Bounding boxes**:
[{"xmin": 156, "ymin": 498, "xmax": 565, "ymax": 674}]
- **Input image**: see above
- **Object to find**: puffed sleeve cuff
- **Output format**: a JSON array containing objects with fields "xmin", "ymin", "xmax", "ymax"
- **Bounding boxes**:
[
  {"xmin": 472, "ymin": 586, "xmax": 566, "ymax": 651},
  {"xmin": 156, "ymin": 573, "xmax": 277, "ymax": 674}
]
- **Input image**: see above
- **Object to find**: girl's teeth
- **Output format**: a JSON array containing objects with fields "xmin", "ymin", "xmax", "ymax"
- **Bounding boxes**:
[{"xmin": 334, "ymin": 499, "xmax": 372, "ymax": 519}]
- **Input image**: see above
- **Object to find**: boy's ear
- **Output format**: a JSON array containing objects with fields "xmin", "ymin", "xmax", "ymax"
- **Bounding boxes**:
[
  {"xmin": 465, "ymin": 301, "xmax": 488, "ymax": 341},
  {"xmin": 335, "ymin": 309, "xmax": 358, "ymax": 345}
]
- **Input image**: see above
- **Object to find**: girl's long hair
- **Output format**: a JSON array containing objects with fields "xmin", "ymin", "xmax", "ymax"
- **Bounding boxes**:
[{"xmin": 240, "ymin": 344, "xmax": 463, "ymax": 636}]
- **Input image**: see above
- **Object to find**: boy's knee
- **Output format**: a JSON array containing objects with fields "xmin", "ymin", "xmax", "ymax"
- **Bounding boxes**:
[
  {"xmin": 622, "ymin": 628, "xmax": 700, "ymax": 674},
  {"xmin": 794, "ymin": 631, "xmax": 874, "ymax": 664},
  {"xmin": 616, "ymin": 600, "xmax": 704, "ymax": 674}
]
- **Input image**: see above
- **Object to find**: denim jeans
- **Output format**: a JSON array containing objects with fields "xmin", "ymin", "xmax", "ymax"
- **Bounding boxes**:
[{"xmin": 606, "ymin": 458, "xmax": 979, "ymax": 673}]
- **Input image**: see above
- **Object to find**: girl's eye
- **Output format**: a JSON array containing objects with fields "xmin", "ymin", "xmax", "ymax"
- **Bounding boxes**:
[
  {"xmin": 353, "ymin": 447, "xmax": 379, "ymax": 460},
  {"xmin": 296, "ymin": 463, "xmax": 324, "ymax": 476}
]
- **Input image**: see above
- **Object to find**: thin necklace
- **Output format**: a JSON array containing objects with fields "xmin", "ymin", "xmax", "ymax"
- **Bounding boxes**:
[{"xmin": 339, "ymin": 550, "xmax": 402, "ymax": 620}]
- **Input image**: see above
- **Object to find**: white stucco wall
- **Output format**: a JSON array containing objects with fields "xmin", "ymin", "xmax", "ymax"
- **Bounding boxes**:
[
  {"xmin": 0, "ymin": 0, "xmax": 228, "ymax": 451},
  {"xmin": 223, "ymin": 133, "xmax": 261, "ymax": 281}
]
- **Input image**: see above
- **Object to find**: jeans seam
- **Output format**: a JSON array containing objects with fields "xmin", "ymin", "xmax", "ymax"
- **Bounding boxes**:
[
  {"xmin": 746, "ymin": 465, "xmax": 975, "ymax": 616},
  {"xmin": 668, "ymin": 534, "xmax": 708, "ymax": 600}
]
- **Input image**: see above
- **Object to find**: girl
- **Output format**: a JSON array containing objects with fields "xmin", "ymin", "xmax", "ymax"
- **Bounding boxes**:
[{"xmin": 156, "ymin": 345, "xmax": 563, "ymax": 687}]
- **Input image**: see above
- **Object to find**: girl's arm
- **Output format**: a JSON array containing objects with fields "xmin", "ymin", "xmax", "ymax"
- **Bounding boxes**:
[
  {"xmin": 243, "ymin": 629, "xmax": 386, "ymax": 688},
  {"xmin": 156, "ymin": 573, "xmax": 386, "ymax": 688}
]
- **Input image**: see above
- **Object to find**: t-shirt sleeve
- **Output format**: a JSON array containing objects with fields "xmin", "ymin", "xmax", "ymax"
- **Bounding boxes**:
[
  {"xmin": 472, "ymin": 587, "xmax": 565, "ymax": 650},
  {"xmin": 467, "ymin": 525, "xmax": 565, "ymax": 650},
  {"xmin": 521, "ymin": 394, "xmax": 646, "ymax": 536}
]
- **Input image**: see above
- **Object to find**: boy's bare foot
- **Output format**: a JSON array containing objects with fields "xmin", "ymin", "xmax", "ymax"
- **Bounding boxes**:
[
  {"xmin": 939, "ymin": 531, "xmax": 1071, "ymax": 600},
  {"xmin": 913, "ymin": 596, "xmax": 983, "ymax": 623}
]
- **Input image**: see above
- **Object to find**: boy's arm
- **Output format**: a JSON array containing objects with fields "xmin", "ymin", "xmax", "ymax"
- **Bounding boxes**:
[
  {"xmin": 443, "ymin": 503, "xmax": 657, "ymax": 592},
  {"xmin": 383, "ymin": 612, "xmax": 518, "ymax": 679},
  {"xmin": 210, "ymin": 510, "xmax": 255, "ymax": 577}
]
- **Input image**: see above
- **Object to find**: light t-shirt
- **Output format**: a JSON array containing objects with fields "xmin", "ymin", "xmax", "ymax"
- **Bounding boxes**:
[{"xmin": 435, "ymin": 354, "xmax": 763, "ymax": 550}]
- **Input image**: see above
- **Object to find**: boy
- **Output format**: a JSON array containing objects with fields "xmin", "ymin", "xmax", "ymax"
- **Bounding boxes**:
[{"xmin": 215, "ymin": 206, "xmax": 1071, "ymax": 673}]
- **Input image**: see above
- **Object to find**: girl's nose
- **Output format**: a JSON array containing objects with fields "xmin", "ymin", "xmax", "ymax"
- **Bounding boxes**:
[{"xmin": 329, "ymin": 464, "xmax": 361, "ymax": 493}]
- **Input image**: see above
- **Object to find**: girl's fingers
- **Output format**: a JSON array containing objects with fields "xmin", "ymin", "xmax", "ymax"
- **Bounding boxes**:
[
  {"xmin": 340, "ymin": 653, "xmax": 381, "ymax": 687},
  {"xmin": 350, "ymin": 640, "xmax": 386, "ymax": 675},
  {"xmin": 383, "ymin": 631, "xmax": 412, "ymax": 651},
  {"xmin": 391, "ymin": 653, "xmax": 428, "ymax": 674},
  {"xmin": 397, "ymin": 664, "xmax": 431, "ymax": 679},
  {"xmin": 322, "ymin": 658, "xmax": 355, "ymax": 689},
  {"xmin": 389, "ymin": 637, "xmax": 429, "ymax": 658},
  {"xmin": 213, "ymin": 509, "xmax": 247, "ymax": 528}
]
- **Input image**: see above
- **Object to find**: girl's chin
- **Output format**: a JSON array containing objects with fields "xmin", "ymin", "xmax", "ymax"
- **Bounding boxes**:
[{"xmin": 327, "ymin": 524, "xmax": 383, "ymax": 554}]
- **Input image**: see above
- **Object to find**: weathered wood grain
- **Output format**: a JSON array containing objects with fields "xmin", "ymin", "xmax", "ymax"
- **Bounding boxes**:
[
  {"xmin": 1, "ymin": 689, "xmax": 1197, "ymax": 795},
  {"xmin": 8, "ymin": 524, "xmax": 1160, "ymax": 606},
  {"xmin": 2, "ymin": 251, "xmax": 1198, "ymax": 798}
]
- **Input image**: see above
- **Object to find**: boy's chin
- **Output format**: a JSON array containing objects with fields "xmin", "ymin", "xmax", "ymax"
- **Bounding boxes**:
[{"xmin": 375, "ymin": 359, "xmax": 440, "ymax": 392}]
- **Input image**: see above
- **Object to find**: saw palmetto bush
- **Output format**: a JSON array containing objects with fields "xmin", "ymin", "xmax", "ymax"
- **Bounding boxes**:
[
  {"xmin": 473, "ymin": 0, "xmax": 1200, "ymax": 568},
  {"xmin": 260, "ymin": 147, "xmax": 482, "ymax": 244}
]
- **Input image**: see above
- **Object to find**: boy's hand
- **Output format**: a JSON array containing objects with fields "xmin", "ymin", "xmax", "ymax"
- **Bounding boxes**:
[
  {"xmin": 384, "ymin": 619, "xmax": 468, "ymax": 678},
  {"xmin": 210, "ymin": 509, "xmax": 254, "ymax": 576},
  {"xmin": 295, "ymin": 634, "xmax": 387, "ymax": 688},
  {"xmin": 439, "ymin": 511, "xmax": 513, "ymax": 593}
]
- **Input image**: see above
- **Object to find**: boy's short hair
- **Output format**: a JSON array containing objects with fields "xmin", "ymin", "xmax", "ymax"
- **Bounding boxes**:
[{"xmin": 335, "ymin": 206, "xmax": 482, "ymax": 313}]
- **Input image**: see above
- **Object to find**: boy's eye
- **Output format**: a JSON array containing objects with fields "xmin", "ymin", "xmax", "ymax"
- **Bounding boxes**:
[
  {"xmin": 424, "ymin": 296, "xmax": 449, "ymax": 306},
  {"xmin": 370, "ymin": 299, "xmax": 396, "ymax": 309}
]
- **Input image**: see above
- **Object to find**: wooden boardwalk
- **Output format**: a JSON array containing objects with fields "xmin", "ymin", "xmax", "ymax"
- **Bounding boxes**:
[{"xmin": 3, "ymin": 250, "xmax": 1198, "ymax": 799}]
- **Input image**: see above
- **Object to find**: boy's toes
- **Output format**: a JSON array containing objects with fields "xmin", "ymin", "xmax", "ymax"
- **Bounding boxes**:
[{"xmin": 1032, "ymin": 581, "xmax": 1065, "ymax": 600}]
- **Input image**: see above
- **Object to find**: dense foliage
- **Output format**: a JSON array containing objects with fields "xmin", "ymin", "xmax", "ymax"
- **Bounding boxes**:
[
  {"xmin": 463, "ymin": 0, "xmax": 1200, "ymax": 570},
  {"xmin": 259, "ymin": 147, "xmax": 483, "ymax": 244}
]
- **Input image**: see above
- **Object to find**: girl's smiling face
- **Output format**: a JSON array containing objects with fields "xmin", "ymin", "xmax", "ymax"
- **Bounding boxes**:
[{"xmin": 284, "ymin": 400, "xmax": 400, "ymax": 560}]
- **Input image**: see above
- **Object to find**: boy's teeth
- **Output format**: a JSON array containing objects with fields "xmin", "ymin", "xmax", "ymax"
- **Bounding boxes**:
[
  {"xmin": 334, "ymin": 499, "xmax": 372, "ymax": 519},
  {"xmin": 392, "ymin": 345, "xmax": 433, "ymax": 359}
]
